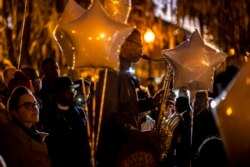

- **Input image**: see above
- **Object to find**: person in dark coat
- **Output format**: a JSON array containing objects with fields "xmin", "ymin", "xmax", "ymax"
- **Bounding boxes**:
[
  {"xmin": 45, "ymin": 76, "xmax": 90, "ymax": 167},
  {"xmin": 0, "ymin": 86, "xmax": 50, "ymax": 167},
  {"xmin": 192, "ymin": 91, "xmax": 219, "ymax": 156},
  {"xmin": 38, "ymin": 57, "xmax": 60, "ymax": 131}
]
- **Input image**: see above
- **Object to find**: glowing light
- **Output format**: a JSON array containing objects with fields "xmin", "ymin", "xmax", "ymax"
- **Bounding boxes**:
[
  {"xmin": 91, "ymin": 74, "xmax": 99, "ymax": 82},
  {"xmin": 100, "ymin": 33, "xmax": 105, "ymax": 38},
  {"xmin": 77, "ymin": 98, "xmax": 83, "ymax": 102},
  {"xmin": 88, "ymin": 37, "xmax": 93, "ymax": 40},
  {"xmin": 152, "ymin": 0, "xmax": 200, "ymax": 32},
  {"xmin": 155, "ymin": 76, "xmax": 162, "ymax": 84},
  {"xmin": 144, "ymin": 28, "xmax": 155, "ymax": 43},
  {"xmin": 72, "ymin": 54, "xmax": 76, "ymax": 69},
  {"xmin": 129, "ymin": 67, "xmax": 135, "ymax": 74},
  {"xmin": 210, "ymin": 100, "xmax": 217, "ymax": 109},
  {"xmin": 229, "ymin": 48, "xmax": 235, "ymax": 56},
  {"xmin": 72, "ymin": 30, "xmax": 76, "ymax": 34},
  {"xmin": 226, "ymin": 107, "xmax": 233, "ymax": 116}
]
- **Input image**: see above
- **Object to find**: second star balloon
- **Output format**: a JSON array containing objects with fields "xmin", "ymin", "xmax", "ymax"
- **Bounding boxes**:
[
  {"xmin": 59, "ymin": 0, "xmax": 133, "ymax": 71},
  {"xmin": 212, "ymin": 61, "xmax": 250, "ymax": 166},
  {"xmin": 162, "ymin": 29, "xmax": 228, "ymax": 92}
]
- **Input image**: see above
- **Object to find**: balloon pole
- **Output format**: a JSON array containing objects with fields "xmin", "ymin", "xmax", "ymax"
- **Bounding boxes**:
[
  {"xmin": 18, "ymin": 0, "xmax": 28, "ymax": 69},
  {"xmin": 189, "ymin": 90, "xmax": 196, "ymax": 167},
  {"xmin": 189, "ymin": 91, "xmax": 196, "ymax": 147},
  {"xmin": 96, "ymin": 68, "xmax": 108, "ymax": 148},
  {"xmin": 81, "ymin": 73, "xmax": 92, "ymax": 165},
  {"xmin": 81, "ymin": 68, "xmax": 108, "ymax": 167}
]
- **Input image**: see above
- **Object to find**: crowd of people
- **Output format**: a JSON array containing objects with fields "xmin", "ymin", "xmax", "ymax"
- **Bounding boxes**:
[{"xmin": 0, "ymin": 28, "xmax": 230, "ymax": 167}]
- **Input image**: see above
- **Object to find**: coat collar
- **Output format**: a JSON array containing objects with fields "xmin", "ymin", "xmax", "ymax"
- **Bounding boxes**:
[{"xmin": 3, "ymin": 121, "xmax": 48, "ymax": 144}]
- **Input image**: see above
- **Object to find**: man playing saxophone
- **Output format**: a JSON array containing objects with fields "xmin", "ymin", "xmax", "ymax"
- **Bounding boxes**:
[{"xmin": 97, "ymin": 28, "xmax": 163, "ymax": 167}]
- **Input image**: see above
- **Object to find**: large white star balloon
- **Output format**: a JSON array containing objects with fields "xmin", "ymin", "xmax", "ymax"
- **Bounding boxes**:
[
  {"xmin": 53, "ymin": 0, "xmax": 85, "ymax": 67},
  {"xmin": 162, "ymin": 29, "xmax": 228, "ymax": 92},
  {"xmin": 211, "ymin": 61, "xmax": 250, "ymax": 166},
  {"xmin": 59, "ymin": 0, "xmax": 133, "ymax": 71}
]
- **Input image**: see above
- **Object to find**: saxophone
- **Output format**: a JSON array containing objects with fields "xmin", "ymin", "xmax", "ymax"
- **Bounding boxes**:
[{"xmin": 152, "ymin": 65, "xmax": 179, "ymax": 159}]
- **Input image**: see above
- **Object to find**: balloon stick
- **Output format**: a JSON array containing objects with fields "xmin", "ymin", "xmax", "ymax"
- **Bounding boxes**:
[{"xmin": 18, "ymin": 0, "xmax": 28, "ymax": 69}]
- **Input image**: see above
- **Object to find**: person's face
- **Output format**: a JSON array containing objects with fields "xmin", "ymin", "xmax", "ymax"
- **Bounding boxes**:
[
  {"xmin": 194, "ymin": 93, "xmax": 208, "ymax": 112},
  {"xmin": 120, "ymin": 33, "xmax": 143, "ymax": 63},
  {"xmin": 65, "ymin": 87, "xmax": 76, "ymax": 105},
  {"xmin": 58, "ymin": 87, "xmax": 76, "ymax": 106},
  {"xmin": 13, "ymin": 93, "xmax": 39, "ymax": 127}
]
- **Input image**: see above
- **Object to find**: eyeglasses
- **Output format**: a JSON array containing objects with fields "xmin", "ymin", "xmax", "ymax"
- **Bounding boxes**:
[{"xmin": 18, "ymin": 102, "xmax": 40, "ymax": 110}]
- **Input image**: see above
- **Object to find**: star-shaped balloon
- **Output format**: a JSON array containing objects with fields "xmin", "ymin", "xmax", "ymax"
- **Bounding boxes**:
[
  {"xmin": 211, "ymin": 61, "xmax": 250, "ymax": 166},
  {"xmin": 59, "ymin": 0, "xmax": 133, "ymax": 71},
  {"xmin": 162, "ymin": 29, "xmax": 228, "ymax": 92},
  {"xmin": 53, "ymin": 0, "xmax": 86, "ymax": 67}
]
